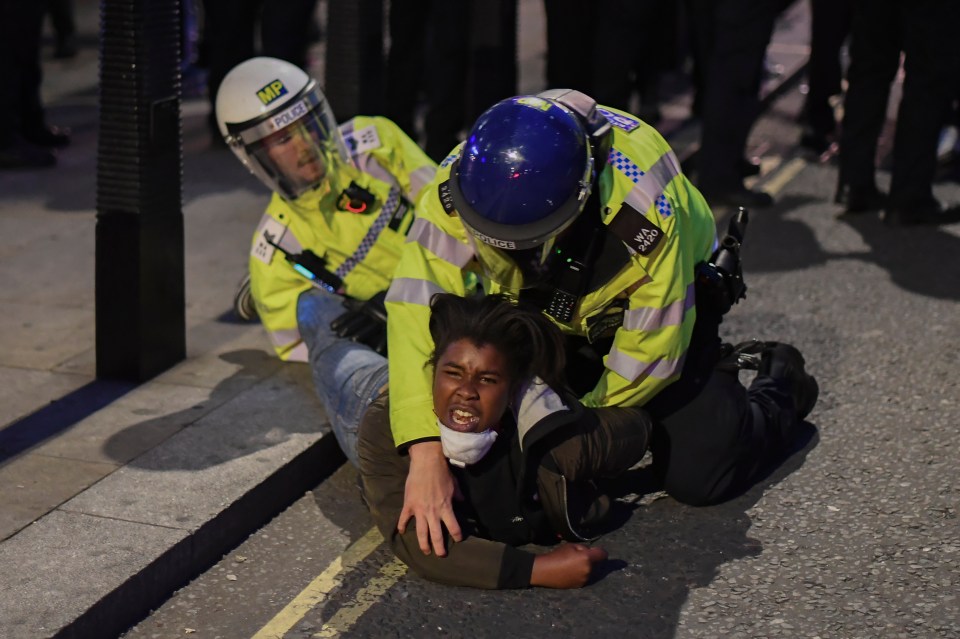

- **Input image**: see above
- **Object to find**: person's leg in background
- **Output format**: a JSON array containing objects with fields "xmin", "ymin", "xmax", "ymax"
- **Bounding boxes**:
[
  {"xmin": 681, "ymin": 0, "xmax": 714, "ymax": 122},
  {"xmin": 696, "ymin": 0, "xmax": 784, "ymax": 209},
  {"xmin": 466, "ymin": 0, "xmax": 517, "ymax": 125},
  {"xmin": 383, "ymin": 0, "xmax": 431, "ymax": 141},
  {"xmin": 590, "ymin": 0, "xmax": 646, "ymax": 113},
  {"xmin": 799, "ymin": 0, "xmax": 852, "ymax": 156},
  {"xmin": 883, "ymin": 0, "xmax": 960, "ymax": 225},
  {"xmin": 835, "ymin": 0, "xmax": 900, "ymax": 212},
  {"xmin": 422, "ymin": 0, "xmax": 470, "ymax": 161},
  {"xmin": 201, "ymin": 0, "xmax": 260, "ymax": 143},
  {"xmin": 542, "ymin": 0, "xmax": 595, "ymax": 94},
  {"xmin": 0, "ymin": 0, "xmax": 64, "ymax": 169},
  {"xmin": 47, "ymin": 0, "xmax": 78, "ymax": 59},
  {"xmin": 260, "ymin": 0, "xmax": 320, "ymax": 71}
]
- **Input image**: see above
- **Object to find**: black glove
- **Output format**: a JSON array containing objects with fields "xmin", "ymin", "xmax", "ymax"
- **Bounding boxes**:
[{"xmin": 329, "ymin": 291, "xmax": 388, "ymax": 355}]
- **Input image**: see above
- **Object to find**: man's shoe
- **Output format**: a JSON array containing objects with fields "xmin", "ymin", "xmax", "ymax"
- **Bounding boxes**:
[
  {"xmin": 22, "ymin": 125, "xmax": 71, "ymax": 148},
  {"xmin": 704, "ymin": 186, "xmax": 773, "ymax": 209},
  {"xmin": 881, "ymin": 201, "xmax": 960, "ymax": 227},
  {"xmin": 758, "ymin": 343, "xmax": 819, "ymax": 421},
  {"xmin": 0, "ymin": 141, "xmax": 56, "ymax": 169},
  {"xmin": 834, "ymin": 183, "xmax": 887, "ymax": 213}
]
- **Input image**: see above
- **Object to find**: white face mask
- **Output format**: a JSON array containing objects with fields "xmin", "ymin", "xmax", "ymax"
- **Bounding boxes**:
[{"xmin": 438, "ymin": 419, "xmax": 498, "ymax": 468}]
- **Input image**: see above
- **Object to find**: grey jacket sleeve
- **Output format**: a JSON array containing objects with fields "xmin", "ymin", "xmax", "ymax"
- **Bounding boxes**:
[{"xmin": 357, "ymin": 394, "xmax": 536, "ymax": 589}]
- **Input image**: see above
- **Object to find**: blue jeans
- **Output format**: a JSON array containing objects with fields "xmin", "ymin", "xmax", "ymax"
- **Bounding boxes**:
[{"xmin": 296, "ymin": 288, "xmax": 389, "ymax": 467}]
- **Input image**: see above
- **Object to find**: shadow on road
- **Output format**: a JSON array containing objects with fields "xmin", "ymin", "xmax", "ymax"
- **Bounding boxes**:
[
  {"xmin": 330, "ymin": 423, "xmax": 818, "ymax": 639},
  {"xmin": 101, "ymin": 349, "xmax": 321, "ymax": 470},
  {"xmin": 836, "ymin": 210, "xmax": 960, "ymax": 302}
]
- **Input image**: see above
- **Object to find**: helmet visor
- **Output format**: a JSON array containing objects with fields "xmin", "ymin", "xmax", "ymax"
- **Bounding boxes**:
[
  {"xmin": 246, "ymin": 117, "xmax": 332, "ymax": 199},
  {"xmin": 467, "ymin": 233, "xmax": 560, "ymax": 290},
  {"xmin": 227, "ymin": 83, "xmax": 352, "ymax": 200}
]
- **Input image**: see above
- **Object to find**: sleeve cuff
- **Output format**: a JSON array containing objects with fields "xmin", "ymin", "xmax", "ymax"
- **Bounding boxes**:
[
  {"xmin": 496, "ymin": 546, "xmax": 536, "ymax": 589},
  {"xmin": 397, "ymin": 436, "xmax": 441, "ymax": 454}
]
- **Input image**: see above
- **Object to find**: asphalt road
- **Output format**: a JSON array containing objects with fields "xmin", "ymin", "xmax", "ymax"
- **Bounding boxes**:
[{"xmin": 118, "ymin": 43, "xmax": 960, "ymax": 639}]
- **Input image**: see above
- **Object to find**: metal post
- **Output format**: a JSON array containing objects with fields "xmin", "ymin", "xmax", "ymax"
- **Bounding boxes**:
[{"xmin": 96, "ymin": 0, "xmax": 185, "ymax": 381}]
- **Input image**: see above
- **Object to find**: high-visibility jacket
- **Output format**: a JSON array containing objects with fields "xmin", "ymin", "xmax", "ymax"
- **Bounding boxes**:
[
  {"xmin": 249, "ymin": 115, "xmax": 437, "ymax": 361},
  {"xmin": 385, "ymin": 105, "xmax": 718, "ymax": 448}
]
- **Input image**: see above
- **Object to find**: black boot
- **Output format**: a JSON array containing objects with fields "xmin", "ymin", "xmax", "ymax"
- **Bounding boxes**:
[{"xmin": 758, "ymin": 343, "xmax": 819, "ymax": 420}]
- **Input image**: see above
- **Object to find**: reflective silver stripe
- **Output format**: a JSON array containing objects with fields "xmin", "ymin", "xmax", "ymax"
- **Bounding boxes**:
[
  {"xmin": 606, "ymin": 348, "xmax": 685, "ymax": 382},
  {"xmin": 385, "ymin": 277, "xmax": 446, "ymax": 307},
  {"xmin": 623, "ymin": 282, "xmax": 696, "ymax": 331},
  {"xmin": 335, "ymin": 188, "xmax": 402, "ymax": 279},
  {"xmin": 356, "ymin": 154, "xmax": 397, "ymax": 186},
  {"xmin": 266, "ymin": 326, "xmax": 306, "ymax": 359},
  {"xmin": 620, "ymin": 149, "xmax": 682, "ymax": 216},
  {"xmin": 406, "ymin": 218, "xmax": 475, "ymax": 267},
  {"xmin": 513, "ymin": 378, "xmax": 569, "ymax": 448},
  {"xmin": 286, "ymin": 342, "xmax": 309, "ymax": 362},
  {"xmin": 409, "ymin": 165, "xmax": 437, "ymax": 198}
]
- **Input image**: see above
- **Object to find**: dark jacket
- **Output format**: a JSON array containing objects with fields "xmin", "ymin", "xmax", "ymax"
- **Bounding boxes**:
[{"xmin": 357, "ymin": 380, "xmax": 651, "ymax": 589}]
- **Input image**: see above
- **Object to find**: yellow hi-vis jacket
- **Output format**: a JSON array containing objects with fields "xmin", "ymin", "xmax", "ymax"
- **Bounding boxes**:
[
  {"xmin": 384, "ymin": 105, "xmax": 718, "ymax": 448},
  {"xmin": 249, "ymin": 115, "xmax": 437, "ymax": 361}
]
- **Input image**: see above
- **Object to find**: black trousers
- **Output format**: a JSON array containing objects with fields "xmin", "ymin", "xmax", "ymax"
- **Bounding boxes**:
[
  {"xmin": 695, "ymin": 0, "xmax": 788, "ymax": 192},
  {"xmin": 568, "ymin": 307, "xmax": 797, "ymax": 507},
  {"xmin": 649, "ymin": 365, "xmax": 794, "ymax": 506},
  {"xmin": 803, "ymin": 0, "xmax": 852, "ymax": 137},
  {"xmin": 643, "ymin": 307, "xmax": 796, "ymax": 506},
  {"xmin": 0, "ymin": 0, "xmax": 48, "ymax": 145},
  {"xmin": 202, "ymin": 0, "xmax": 318, "ymax": 114},
  {"xmin": 838, "ymin": 0, "xmax": 960, "ymax": 207}
]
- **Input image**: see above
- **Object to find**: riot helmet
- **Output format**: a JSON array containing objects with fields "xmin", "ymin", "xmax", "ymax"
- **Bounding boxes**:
[
  {"xmin": 450, "ymin": 91, "xmax": 610, "ymax": 289},
  {"xmin": 215, "ymin": 57, "xmax": 354, "ymax": 201}
]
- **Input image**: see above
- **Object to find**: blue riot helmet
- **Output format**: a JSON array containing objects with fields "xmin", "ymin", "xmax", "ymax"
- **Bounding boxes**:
[{"xmin": 450, "ymin": 93, "xmax": 607, "ymax": 289}]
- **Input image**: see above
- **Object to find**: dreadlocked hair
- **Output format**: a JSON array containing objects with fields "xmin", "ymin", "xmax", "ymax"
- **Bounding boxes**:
[{"xmin": 427, "ymin": 293, "xmax": 568, "ymax": 392}]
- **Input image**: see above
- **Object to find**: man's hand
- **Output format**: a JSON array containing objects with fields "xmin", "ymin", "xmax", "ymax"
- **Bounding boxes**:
[
  {"xmin": 530, "ymin": 543, "xmax": 608, "ymax": 589},
  {"xmin": 330, "ymin": 291, "xmax": 388, "ymax": 355},
  {"xmin": 397, "ymin": 441, "xmax": 463, "ymax": 556}
]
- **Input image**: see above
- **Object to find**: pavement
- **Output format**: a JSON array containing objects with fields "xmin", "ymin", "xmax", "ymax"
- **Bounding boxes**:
[{"xmin": 0, "ymin": 2, "xmax": 812, "ymax": 638}]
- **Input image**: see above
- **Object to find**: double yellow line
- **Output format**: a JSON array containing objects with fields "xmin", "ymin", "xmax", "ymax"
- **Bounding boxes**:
[{"xmin": 251, "ymin": 526, "xmax": 407, "ymax": 639}]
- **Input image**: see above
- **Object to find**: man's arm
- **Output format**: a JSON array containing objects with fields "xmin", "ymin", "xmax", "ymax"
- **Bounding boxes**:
[
  {"xmin": 580, "ymin": 232, "xmax": 697, "ymax": 409},
  {"xmin": 358, "ymin": 395, "xmax": 609, "ymax": 589},
  {"xmin": 357, "ymin": 395, "xmax": 532, "ymax": 588}
]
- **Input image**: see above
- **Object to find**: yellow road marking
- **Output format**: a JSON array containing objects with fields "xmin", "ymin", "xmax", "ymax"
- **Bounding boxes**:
[
  {"xmin": 312, "ymin": 558, "xmax": 409, "ymax": 638},
  {"xmin": 763, "ymin": 157, "xmax": 807, "ymax": 196},
  {"xmin": 251, "ymin": 526, "xmax": 385, "ymax": 639}
]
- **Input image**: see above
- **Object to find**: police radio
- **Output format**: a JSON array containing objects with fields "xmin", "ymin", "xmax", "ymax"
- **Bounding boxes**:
[
  {"xmin": 263, "ymin": 231, "xmax": 344, "ymax": 294},
  {"xmin": 526, "ymin": 212, "xmax": 606, "ymax": 324},
  {"xmin": 545, "ymin": 255, "xmax": 589, "ymax": 323}
]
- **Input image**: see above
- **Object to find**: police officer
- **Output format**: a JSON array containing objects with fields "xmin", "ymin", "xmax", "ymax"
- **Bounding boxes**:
[
  {"xmin": 215, "ymin": 57, "xmax": 438, "ymax": 464},
  {"xmin": 383, "ymin": 90, "xmax": 819, "ymax": 556}
]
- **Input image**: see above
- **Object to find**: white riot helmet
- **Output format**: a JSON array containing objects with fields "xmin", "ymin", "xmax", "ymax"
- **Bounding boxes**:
[{"xmin": 215, "ymin": 57, "xmax": 354, "ymax": 200}]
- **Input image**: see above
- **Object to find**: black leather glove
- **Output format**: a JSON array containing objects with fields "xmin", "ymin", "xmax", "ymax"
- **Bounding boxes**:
[{"xmin": 329, "ymin": 291, "xmax": 388, "ymax": 355}]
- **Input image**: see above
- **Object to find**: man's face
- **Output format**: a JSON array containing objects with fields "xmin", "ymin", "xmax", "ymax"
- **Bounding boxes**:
[
  {"xmin": 262, "ymin": 123, "xmax": 326, "ymax": 185},
  {"xmin": 432, "ymin": 338, "xmax": 512, "ymax": 433}
]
